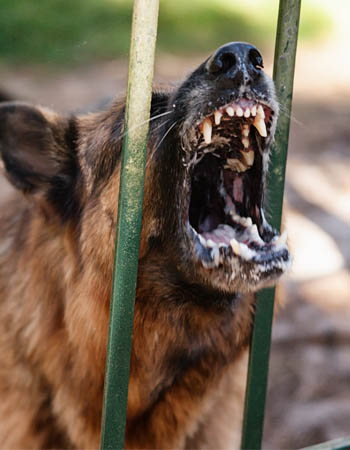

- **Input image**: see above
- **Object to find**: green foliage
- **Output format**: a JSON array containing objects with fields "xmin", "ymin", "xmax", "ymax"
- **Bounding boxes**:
[
  {"xmin": 0, "ymin": 0, "xmax": 131, "ymax": 65},
  {"xmin": 0, "ymin": 0, "xmax": 331, "ymax": 66}
]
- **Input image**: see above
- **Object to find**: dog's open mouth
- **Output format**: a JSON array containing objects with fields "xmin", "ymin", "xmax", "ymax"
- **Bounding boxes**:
[{"xmin": 182, "ymin": 97, "xmax": 290, "ymax": 290}]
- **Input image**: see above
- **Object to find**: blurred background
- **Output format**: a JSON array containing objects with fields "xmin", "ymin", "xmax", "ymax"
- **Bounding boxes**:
[{"xmin": 0, "ymin": 0, "xmax": 349, "ymax": 447}]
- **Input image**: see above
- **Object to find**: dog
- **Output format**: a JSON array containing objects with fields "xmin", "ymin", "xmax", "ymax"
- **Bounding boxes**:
[{"xmin": 0, "ymin": 42, "xmax": 290, "ymax": 449}]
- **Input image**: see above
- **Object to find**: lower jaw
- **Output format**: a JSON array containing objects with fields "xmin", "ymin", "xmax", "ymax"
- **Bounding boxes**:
[
  {"xmin": 189, "ymin": 218, "xmax": 288, "ymax": 266},
  {"xmin": 182, "ymin": 208, "xmax": 291, "ymax": 293}
]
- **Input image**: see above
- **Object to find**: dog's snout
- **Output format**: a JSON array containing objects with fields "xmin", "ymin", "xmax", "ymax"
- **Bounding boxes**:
[{"xmin": 206, "ymin": 42, "xmax": 263, "ymax": 90}]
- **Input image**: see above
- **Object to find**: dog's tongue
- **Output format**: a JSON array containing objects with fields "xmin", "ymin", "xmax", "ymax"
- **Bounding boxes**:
[{"xmin": 202, "ymin": 225, "xmax": 237, "ymax": 246}]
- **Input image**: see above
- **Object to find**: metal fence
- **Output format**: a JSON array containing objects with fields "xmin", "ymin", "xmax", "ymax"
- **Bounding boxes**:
[{"xmin": 99, "ymin": 1, "xmax": 350, "ymax": 449}]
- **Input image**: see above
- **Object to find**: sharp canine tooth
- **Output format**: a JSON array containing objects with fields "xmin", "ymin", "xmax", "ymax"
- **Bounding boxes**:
[
  {"xmin": 239, "ymin": 242, "xmax": 254, "ymax": 260},
  {"xmin": 230, "ymin": 239, "xmax": 241, "ymax": 256},
  {"xmin": 257, "ymin": 105, "xmax": 265, "ymax": 119},
  {"xmin": 244, "ymin": 108, "xmax": 250, "ymax": 118},
  {"xmin": 206, "ymin": 239, "xmax": 216, "ymax": 248},
  {"xmin": 242, "ymin": 124, "xmax": 250, "ymax": 137},
  {"xmin": 242, "ymin": 149, "xmax": 254, "ymax": 166},
  {"xmin": 241, "ymin": 217, "xmax": 253, "ymax": 227},
  {"xmin": 236, "ymin": 106, "xmax": 243, "ymax": 117},
  {"xmin": 251, "ymin": 224, "xmax": 260, "ymax": 238},
  {"xmin": 231, "ymin": 214, "xmax": 241, "ymax": 223},
  {"xmin": 251, "ymin": 224, "xmax": 264, "ymax": 245},
  {"xmin": 253, "ymin": 117, "xmax": 267, "ymax": 137},
  {"xmin": 251, "ymin": 105, "xmax": 257, "ymax": 116},
  {"xmin": 211, "ymin": 246, "xmax": 220, "ymax": 266},
  {"xmin": 251, "ymin": 223, "xmax": 258, "ymax": 234},
  {"xmin": 214, "ymin": 110, "xmax": 222, "ymax": 125},
  {"xmin": 226, "ymin": 106, "xmax": 234, "ymax": 117},
  {"xmin": 242, "ymin": 138, "xmax": 249, "ymax": 148},
  {"xmin": 202, "ymin": 118, "xmax": 212, "ymax": 144}
]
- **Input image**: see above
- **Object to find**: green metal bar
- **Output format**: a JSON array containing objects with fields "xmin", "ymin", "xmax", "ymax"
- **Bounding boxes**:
[
  {"xmin": 241, "ymin": 0, "xmax": 301, "ymax": 448},
  {"xmin": 301, "ymin": 437, "xmax": 350, "ymax": 450},
  {"xmin": 100, "ymin": 1, "xmax": 159, "ymax": 449}
]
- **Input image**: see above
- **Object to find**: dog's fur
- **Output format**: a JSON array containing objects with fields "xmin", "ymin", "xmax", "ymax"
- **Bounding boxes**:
[{"xmin": 0, "ymin": 43, "xmax": 289, "ymax": 449}]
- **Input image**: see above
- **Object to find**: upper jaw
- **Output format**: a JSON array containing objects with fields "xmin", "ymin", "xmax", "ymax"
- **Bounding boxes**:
[
  {"xmin": 198, "ymin": 97, "xmax": 277, "ymax": 149},
  {"xmin": 174, "ymin": 94, "xmax": 290, "ymax": 294}
]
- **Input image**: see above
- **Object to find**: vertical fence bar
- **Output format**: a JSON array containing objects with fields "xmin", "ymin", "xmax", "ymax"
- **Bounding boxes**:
[
  {"xmin": 241, "ymin": 1, "xmax": 301, "ymax": 448},
  {"xmin": 100, "ymin": 1, "xmax": 159, "ymax": 448}
]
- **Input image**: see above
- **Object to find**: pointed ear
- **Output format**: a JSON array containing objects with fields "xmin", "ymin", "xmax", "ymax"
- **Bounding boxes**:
[{"xmin": 0, "ymin": 102, "xmax": 80, "ymax": 220}]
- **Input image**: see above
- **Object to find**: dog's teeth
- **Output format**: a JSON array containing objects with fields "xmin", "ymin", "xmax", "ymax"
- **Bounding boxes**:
[
  {"xmin": 231, "ymin": 213, "xmax": 241, "ymax": 223},
  {"xmin": 230, "ymin": 238, "xmax": 241, "ymax": 256},
  {"xmin": 242, "ymin": 124, "xmax": 250, "ymax": 137},
  {"xmin": 206, "ymin": 239, "xmax": 216, "ymax": 248},
  {"xmin": 211, "ymin": 246, "xmax": 220, "ymax": 266},
  {"xmin": 226, "ymin": 106, "xmax": 234, "ymax": 117},
  {"xmin": 242, "ymin": 149, "xmax": 254, "ymax": 166},
  {"xmin": 251, "ymin": 105, "xmax": 257, "ymax": 116},
  {"xmin": 274, "ymin": 229, "xmax": 288, "ymax": 247},
  {"xmin": 244, "ymin": 108, "xmax": 250, "ymax": 118},
  {"xmin": 242, "ymin": 138, "xmax": 249, "ymax": 149},
  {"xmin": 236, "ymin": 106, "xmax": 243, "ymax": 117},
  {"xmin": 235, "ymin": 217, "xmax": 249, "ymax": 227},
  {"xmin": 257, "ymin": 105, "xmax": 265, "ymax": 119},
  {"xmin": 238, "ymin": 242, "xmax": 253, "ymax": 260},
  {"xmin": 253, "ymin": 117, "xmax": 267, "ymax": 137},
  {"xmin": 214, "ymin": 110, "xmax": 222, "ymax": 125},
  {"xmin": 242, "ymin": 217, "xmax": 253, "ymax": 227},
  {"xmin": 202, "ymin": 118, "xmax": 212, "ymax": 144},
  {"xmin": 251, "ymin": 223, "xmax": 259, "ymax": 235},
  {"xmin": 251, "ymin": 224, "xmax": 261, "ymax": 241}
]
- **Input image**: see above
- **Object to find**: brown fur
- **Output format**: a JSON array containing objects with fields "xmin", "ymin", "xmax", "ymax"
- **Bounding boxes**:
[
  {"xmin": 0, "ymin": 102, "xmax": 253, "ymax": 450},
  {"xmin": 0, "ymin": 44, "xmax": 288, "ymax": 449}
]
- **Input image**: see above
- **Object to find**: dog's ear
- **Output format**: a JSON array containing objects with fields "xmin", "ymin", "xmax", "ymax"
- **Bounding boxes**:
[{"xmin": 0, "ymin": 102, "xmax": 80, "ymax": 220}]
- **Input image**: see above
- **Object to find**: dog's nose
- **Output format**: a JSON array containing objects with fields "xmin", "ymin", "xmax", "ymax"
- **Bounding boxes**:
[{"xmin": 206, "ymin": 42, "xmax": 264, "ymax": 90}]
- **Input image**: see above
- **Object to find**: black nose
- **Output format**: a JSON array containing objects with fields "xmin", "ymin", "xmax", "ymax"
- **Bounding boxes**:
[{"xmin": 206, "ymin": 42, "xmax": 264, "ymax": 90}]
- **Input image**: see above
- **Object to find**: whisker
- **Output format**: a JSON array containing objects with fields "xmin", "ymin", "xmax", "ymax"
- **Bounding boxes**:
[
  {"xmin": 116, "ymin": 110, "xmax": 174, "ymax": 144},
  {"xmin": 149, "ymin": 110, "xmax": 175, "ymax": 121},
  {"xmin": 151, "ymin": 118, "xmax": 172, "ymax": 134},
  {"xmin": 146, "ymin": 120, "xmax": 179, "ymax": 167},
  {"xmin": 276, "ymin": 102, "xmax": 306, "ymax": 128}
]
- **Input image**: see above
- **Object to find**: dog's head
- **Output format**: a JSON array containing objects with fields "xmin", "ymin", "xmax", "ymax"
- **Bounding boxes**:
[
  {"xmin": 143, "ymin": 42, "xmax": 291, "ymax": 293},
  {"xmin": 0, "ymin": 42, "xmax": 291, "ymax": 295}
]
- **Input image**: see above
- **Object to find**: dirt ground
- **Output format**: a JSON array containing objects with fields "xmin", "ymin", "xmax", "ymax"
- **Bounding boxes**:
[{"xmin": 0, "ymin": 27, "xmax": 349, "ymax": 449}]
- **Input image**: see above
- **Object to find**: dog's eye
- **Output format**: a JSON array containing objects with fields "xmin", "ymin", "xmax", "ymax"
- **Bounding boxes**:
[{"xmin": 249, "ymin": 49, "xmax": 264, "ymax": 70}]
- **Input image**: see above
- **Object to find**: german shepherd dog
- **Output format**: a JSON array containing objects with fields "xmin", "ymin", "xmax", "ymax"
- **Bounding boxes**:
[{"xmin": 0, "ymin": 43, "xmax": 290, "ymax": 449}]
